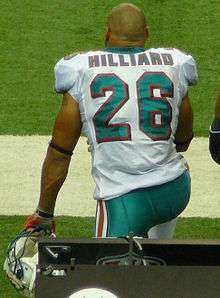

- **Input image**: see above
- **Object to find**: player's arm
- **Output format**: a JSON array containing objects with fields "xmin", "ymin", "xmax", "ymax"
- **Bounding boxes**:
[
  {"xmin": 209, "ymin": 91, "xmax": 220, "ymax": 164},
  {"xmin": 174, "ymin": 93, "xmax": 194, "ymax": 152},
  {"xmin": 38, "ymin": 92, "xmax": 82, "ymax": 213},
  {"xmin": 25, "ymin": 92, "xmax": 82, "ymax": 233},
  {"xmin": 173, "ymin": 49, "xmax": 197, "ymax": 152}
]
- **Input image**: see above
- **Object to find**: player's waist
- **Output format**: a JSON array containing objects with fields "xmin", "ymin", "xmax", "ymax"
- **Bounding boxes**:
[
  {"xmin": 92, "ymin": 157, "xmax": 187, "ymax": 200},
  {"xmin": 93, "ymin": 151, "xmax": 179, "ymax": 175}
]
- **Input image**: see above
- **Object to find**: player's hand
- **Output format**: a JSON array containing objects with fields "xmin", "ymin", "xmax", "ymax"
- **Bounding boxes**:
[{"xmin": 24, "ymin": 212, "xmax": 56, "ymax": 241}]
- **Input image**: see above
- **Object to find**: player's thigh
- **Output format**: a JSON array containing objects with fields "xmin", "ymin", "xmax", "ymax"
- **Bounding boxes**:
[
  {"xmin": 148, "ymin": 170, "xmax": 191, "ymax": 224},
  {"xmin": 147, "ymin": 170, "xmax": 190, "ymax": 239},
  {"xmin": 95, "ymin": 171, "xmax": 190, "ymax": 238}
]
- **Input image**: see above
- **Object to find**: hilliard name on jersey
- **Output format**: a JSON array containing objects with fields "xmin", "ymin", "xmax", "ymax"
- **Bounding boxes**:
[{"xmin": 88, "ymin": 51, "xmax": 174, "ymax": 68}]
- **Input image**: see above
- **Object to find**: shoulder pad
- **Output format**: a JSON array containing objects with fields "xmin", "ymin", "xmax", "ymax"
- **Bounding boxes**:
[
  {"xmin": 174, "ymin": 48, "xmax": 198, "ymax": 86},
  {"xmin": 64, "ymin": 52, "xmax": 79, "ymax": 60},
  {"xmin": 163, "ymin": 47, "xmax": 175, "ymax": 51},
  {"xmin": 173, "ymin": 47, "xmax": 189, "ymax": 55},
  {"xmin": 64, "ymin": 50, "xmax": 89, "ymax": 60},
  {"xmin": 54, "ymin": 58, "xmax": 78, "ymax": 93}
]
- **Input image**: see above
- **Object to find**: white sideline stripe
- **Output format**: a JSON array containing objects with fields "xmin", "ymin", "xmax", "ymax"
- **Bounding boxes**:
[{"xmin": 0, "ymin": 136, "xmax": 220, "ymax": 217}]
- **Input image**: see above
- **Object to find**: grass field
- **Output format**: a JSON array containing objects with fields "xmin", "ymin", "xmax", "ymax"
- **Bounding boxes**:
[
  {"xmin": 1, "ymin": 216, "xmax": 220, "ymax": 297},
  {"xmin": 1, "ymin": 0, "xmax": 220, "ymax": 135},
  {"xmin": 1, "ymin": 0, "xmax": 220, "ymax": 296}
]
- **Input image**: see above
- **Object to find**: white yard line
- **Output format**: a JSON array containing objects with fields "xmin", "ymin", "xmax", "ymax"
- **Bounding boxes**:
[{"xmin": 0, "ymin": 136, "xmax": 219, "ymax": 217}]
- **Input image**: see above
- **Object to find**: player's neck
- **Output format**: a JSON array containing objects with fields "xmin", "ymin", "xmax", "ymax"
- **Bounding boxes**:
[{"xmin": 105, "ymin": 39, "xmax": 145, "ymax": 49}]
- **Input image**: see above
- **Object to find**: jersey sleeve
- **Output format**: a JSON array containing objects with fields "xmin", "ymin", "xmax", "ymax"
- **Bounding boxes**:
[
  {"xmin": 54, "ymin": 56, "xmax": 81, "ymax": 101},
  {"xmin": 182, "ymin": 55, "xmax": 198, "ymax": 86},
  {"xmin": 174, "ymin": 49, "xmax": 198, "ymax": 98}
]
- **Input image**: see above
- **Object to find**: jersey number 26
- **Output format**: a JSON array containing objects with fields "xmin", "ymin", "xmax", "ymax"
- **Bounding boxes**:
[{"xmin": 90, "ymin": 72, "xmax": 173, "ymax": 143}]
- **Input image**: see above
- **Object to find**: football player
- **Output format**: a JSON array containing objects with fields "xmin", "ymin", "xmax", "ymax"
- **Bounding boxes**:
[
  {"xmin": 24, "ymin": 3, "xmax": 197, "ymax": 238},
  {"xmin": 209, "ymin": 90, "xmax": 220, "ymax": 164}
]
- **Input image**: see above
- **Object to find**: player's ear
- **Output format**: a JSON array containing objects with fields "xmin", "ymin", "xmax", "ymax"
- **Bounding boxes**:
[
  {"xmin": 144, "ymin": 26, "xmax": 149, "ymax": 41},
  {"xmin": 105, "ymin": 27, "xmax": 111, "ymax": 46}
]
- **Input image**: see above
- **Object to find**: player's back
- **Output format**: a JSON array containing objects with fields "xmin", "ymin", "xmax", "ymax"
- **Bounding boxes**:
[{"xmin": 55, "ymin": 47, "xmax": 197, "ymax": 200}]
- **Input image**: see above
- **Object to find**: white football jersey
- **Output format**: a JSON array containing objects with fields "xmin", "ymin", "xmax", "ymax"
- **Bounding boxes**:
[{"xmin": 54, "ymin": 47, "xmax": 197, "ymax": 200}]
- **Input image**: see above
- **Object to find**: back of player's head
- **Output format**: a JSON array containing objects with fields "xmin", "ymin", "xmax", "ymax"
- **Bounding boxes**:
[{"xmin": 106, "ymin": 3, "xmax": 148, "ymax": 47}]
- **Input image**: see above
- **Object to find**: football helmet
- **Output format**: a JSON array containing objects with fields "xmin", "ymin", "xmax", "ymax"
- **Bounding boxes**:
[
  {"xmin": 3, "ymin": 227, "xmax": 39, "ymax": 297},
  {"xmin": 3, "ymin": 218, "xmax": 57, "ymax": 298},
  {"xmin": 4, "ymin": 211, "xmax": 56, "ymax": 297}
]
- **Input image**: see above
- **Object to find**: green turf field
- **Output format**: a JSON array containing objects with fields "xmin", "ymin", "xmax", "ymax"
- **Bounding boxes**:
[
  {"xmin": 1, "ymin": 0, "xmax": 220, "ymax": 135},
  {"xmin": 1, "ymin": 0, "xmax": 220, "ymax": 296},
  {"xmin": 1, "ymin": 216, "xmax": 220, "ymax": 297}
]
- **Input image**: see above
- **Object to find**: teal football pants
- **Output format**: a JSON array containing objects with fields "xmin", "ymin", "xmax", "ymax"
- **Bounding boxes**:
[{"xmin": 95, "ymin": 171, "xmax": 190, "ymax": 237}]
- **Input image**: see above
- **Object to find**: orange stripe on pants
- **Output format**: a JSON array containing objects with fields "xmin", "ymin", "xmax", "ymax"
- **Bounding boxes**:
[{"xmin": 98, "ymin": 201, "xmax": 104, "ymax": 237}]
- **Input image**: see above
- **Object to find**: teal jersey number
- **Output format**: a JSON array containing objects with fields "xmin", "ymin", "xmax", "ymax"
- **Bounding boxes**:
[
  {"xmin": 90, "ymin": 72, "xmax": 173, "ymax": 143},
  {"xmin": 137, "ymin": 72, "xmax": 173, "ymax": 140}
]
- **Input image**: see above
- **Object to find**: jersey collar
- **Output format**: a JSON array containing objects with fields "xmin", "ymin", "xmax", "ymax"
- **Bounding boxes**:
[{"xmin": 103, "ymin": 47, "xmax": 145, "ymax": 54}]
